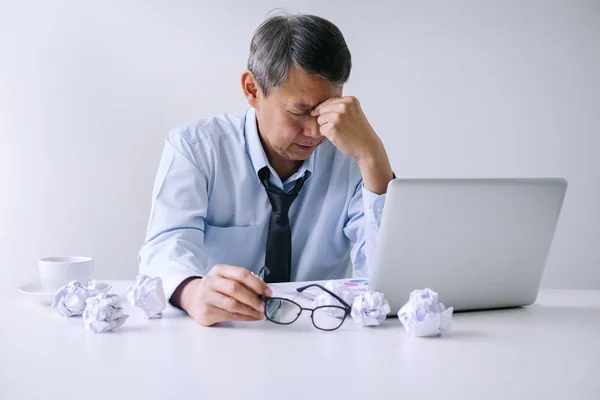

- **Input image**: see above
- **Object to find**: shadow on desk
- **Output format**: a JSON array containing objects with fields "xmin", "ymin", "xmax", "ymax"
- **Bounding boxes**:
[{"xmin": 216, "ymin": 320, "xmax": 329, "ymax": 333}]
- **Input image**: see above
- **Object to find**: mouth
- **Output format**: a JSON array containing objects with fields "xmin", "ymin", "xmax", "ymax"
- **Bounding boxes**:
[{"xmin": 295, "ymin": 144, "xmax": 317, "ymax": 152}]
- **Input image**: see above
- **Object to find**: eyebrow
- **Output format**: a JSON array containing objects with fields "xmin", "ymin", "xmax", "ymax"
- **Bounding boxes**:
[{"xmin": 289, "ymin": 102, "xmax": 318, "ymax": 112}]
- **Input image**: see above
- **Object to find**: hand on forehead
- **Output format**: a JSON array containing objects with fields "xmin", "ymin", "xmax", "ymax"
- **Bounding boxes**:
[
  {"xmin": 312, "ymin": 96, "xmax": 357, "ymax": 116},
  {"xmin": 278, "ymin": 67, "xmax": 343, "ymax": 112}
]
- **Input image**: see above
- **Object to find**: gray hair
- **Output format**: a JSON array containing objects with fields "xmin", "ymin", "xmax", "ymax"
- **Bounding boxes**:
[{"xmin": 247, "ymin": 13, "xmax": 352, "ymax": 96}]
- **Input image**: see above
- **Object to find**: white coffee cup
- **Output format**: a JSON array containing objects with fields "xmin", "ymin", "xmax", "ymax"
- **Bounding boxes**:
[{"xmin": 38, "ymin": 256, "xmax": 94, "ymax": 292}]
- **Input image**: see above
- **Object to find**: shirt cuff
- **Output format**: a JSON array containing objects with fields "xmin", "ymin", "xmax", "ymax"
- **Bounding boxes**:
[
  {"xmin": 362, "ymin": 185, "xmax": 387, "ymax": 229},
  {"xmin": 161, "ymin": 272, "xmax": 202, "ymax": 307}
]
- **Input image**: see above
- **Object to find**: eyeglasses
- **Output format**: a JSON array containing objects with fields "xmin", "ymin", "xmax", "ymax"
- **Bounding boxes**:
[{"xmin": 261, "ymin": 283, "xmax": 352, "ymax": 331}]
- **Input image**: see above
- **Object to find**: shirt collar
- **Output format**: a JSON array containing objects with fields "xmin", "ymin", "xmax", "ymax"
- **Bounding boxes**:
[{"xmin": 244, "ymin": 108, "xmax": 314, "ymax": 188}]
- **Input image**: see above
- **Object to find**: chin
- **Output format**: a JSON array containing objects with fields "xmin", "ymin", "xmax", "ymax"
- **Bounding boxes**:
[
  {"xmin": 289, "ymin": 147, "xmax": 317, "ymax": 161},
  {"xmin": 286, "ymin": 152, "xmax": 311, "ymax": 161}
]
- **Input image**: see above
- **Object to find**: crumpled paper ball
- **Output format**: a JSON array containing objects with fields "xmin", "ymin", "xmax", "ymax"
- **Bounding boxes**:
[
  {"xmin": 397, "ymin": 288, "xmax": 453, "ymax": 337},
  {"xmin": 83, "ymin": 293, "xmax": 129, "ymax": 333},
  {"xmin": 350, "ymin": 291, "xmax": 391, "ymax": 326},
  {"xmin": 52, "ymin": 280, "xmax": 98, "ymax": 317},
  {"xmin": 126, "ymin": 274, "xmax": 166, "ymax": 319},
  {"xmin": 313, "ymin": 280, "xmax": 357, "ymax": 318}
]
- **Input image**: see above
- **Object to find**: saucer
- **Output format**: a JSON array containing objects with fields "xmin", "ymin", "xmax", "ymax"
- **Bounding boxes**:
[{"xmin": 19, "ymin": 282, "xmax": 112, "ymax": 305}]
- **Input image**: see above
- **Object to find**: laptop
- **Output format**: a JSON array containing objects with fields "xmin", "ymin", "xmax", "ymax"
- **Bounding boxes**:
[{"xmin": 369, "ymin": 178, "xmax": 568, "ymax": 313}]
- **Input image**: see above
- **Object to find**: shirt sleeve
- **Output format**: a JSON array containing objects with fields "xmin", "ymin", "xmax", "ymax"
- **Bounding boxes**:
[
  {"xmin": 138, "ymin": 129, "xmax": 210, "ymax": 303},
  {"xmin": 343, "ymin": 183, "xmax": 387, "ymax": 278}
]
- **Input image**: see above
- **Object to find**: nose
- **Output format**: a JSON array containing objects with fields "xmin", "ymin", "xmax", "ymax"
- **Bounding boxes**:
[{"xmin": 303, "ymin": 117, "xmax": 321, "ymax": 139}]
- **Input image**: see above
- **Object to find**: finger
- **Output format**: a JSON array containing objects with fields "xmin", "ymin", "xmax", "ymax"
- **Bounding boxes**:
[
  {"xmin": 312, "ymin": 101, "xmax": 346, "ymax": 117},
  {"xmin": 317, "ymin": 113, "xmax": 339, "ymax": 126},
  {"xmin": 200, "ymin": 305, "xmax": 262, "ymax": 326},
  {"xmin": 318, "ymin": 123, "xmax": 334, "ymax": 139},
  {"xmin": 313, "ymin": 96, "xmax": 357, "ymax": 115},
  {"xmin": 214, "ymin": 264, "xmax": 272, "ymax": 296},
  {"xmin": 206, "ymin": 289, "xmax": 264, "ymax": 319},
  {"xmin": 215, "ymin": 308, "xmax": 264, "ymax": 322},
  {"xmin": 210, "ymin": 276, "xmax": 265, "ymax": 312}
]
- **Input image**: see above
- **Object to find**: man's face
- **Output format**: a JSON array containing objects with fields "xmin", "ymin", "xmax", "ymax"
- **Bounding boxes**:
[{"xmin": 253, "ymin": 67, "xmax": 343, "ymax": 162}]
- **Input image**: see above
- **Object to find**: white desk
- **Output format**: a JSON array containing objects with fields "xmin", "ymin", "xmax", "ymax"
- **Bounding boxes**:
[{"xmin": 1, "ymin": 281, "xmax": 599, "ymax": 400}]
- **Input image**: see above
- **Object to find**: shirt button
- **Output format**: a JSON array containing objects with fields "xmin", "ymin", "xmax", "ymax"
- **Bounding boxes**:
[{"xmin": 377, "ymin": 206, "xmax": 384, "ymax": 213}]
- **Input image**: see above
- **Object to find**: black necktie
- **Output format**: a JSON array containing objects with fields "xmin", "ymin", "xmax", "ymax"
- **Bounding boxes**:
[{"xmin": 259, "ymin": 167, "xmax": 307, "ymax": 283}]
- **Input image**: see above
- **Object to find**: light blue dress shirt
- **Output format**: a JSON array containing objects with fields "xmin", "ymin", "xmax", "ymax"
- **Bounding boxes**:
[{"xmin": 138, "ymin": 108, "xmax": 387, "ymax": 300}]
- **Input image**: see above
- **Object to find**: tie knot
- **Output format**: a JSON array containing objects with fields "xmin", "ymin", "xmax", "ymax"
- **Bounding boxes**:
[{"xmin": 259, "ymin": 167, "xmax": 306, "ymax": 215}]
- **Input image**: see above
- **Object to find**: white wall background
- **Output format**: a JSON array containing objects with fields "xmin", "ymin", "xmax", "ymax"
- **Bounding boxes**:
[{"xmin": 1, "ymin": 0, "xmax": 599, "ymax": 291}]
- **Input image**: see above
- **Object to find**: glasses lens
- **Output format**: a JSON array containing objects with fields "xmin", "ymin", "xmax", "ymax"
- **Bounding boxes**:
[
  {"xmin": 265, "ymin": 298, "xmax": 301, "ymax": 324},
  {"xmin": 312, "ymin": 306, "xmax": 346, "ymax": 330}
]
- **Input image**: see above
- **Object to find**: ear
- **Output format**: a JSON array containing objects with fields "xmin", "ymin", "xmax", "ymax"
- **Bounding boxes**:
[{"xmin": 241, "ymin": 70, "xmax": 261, "ymax": 109}]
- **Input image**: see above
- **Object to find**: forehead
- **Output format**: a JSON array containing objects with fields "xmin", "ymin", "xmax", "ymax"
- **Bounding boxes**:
[{"xmin": 275, "ymin": 67, "xmax": 343, "ymax": 108}]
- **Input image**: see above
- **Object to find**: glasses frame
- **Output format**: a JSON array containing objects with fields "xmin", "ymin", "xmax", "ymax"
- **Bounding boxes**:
[{"xmin": 261, "ymin": 283, "xmax": 352, "ymax": 331}]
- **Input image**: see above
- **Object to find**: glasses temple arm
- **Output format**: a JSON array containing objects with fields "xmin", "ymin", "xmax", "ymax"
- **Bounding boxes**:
[{"xmin": 296, "ymin": 284, "xmax": 352, "ymax": 310}]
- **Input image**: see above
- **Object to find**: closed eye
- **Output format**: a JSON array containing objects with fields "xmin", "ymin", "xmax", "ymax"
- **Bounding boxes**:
[{"xmin": 287, "ymin": 110, "xmax": 309, "ymax": 117}]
